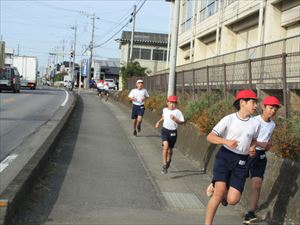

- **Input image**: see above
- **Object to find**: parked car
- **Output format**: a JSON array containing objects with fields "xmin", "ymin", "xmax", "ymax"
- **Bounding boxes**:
[
  {"xmin": 104, "ymin": 79, "xmax": 116, "ymax": 90},
  {"xmin": 0, "ymin": 67, "xmax": 21, "ymax": 93}
]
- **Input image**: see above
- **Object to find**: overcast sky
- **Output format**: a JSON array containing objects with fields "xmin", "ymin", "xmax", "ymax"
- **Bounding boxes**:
[{"xmin": 1, "ymin": 0, "xmax": 171, "ymax": 71}]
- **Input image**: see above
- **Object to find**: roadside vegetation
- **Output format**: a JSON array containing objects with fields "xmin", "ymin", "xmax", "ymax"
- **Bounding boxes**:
[{"xmin": 116, "ymin": 90, "xmax": 300, "ymax": 162}]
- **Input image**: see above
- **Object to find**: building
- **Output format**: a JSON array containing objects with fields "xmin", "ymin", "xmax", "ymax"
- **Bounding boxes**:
[
  {"xmin": 92, "ymin": 58, "xmax": 120, "ymax": 81},
  {"xmin": 177, "ymin": 0, "xmax": 300, "ymax": 66},
  {"xmin": 118, "ymin": 31, "xmax": 169, "ymax": 75},
  {"xmin": 4, "ymin": 47, "xmax": 14, "ymax": 67},
  {"xmin": 0, "ymin": 41, "xmax": 5, "ymax": 68}
]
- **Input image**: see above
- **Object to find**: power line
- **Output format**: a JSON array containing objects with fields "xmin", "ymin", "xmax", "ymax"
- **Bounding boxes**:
[{"xmin": 93, "ymin": 0, "xmax": 147, "ymax": 49}]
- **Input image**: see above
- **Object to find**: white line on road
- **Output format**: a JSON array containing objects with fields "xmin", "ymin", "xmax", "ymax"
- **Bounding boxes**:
[
  {"xmin": 0, "ymin": 154, "xmax": 18, "ymax": 173},
  {"xmin": 61, "ymin": 89, "xmax": 69, "ymax": 107}
]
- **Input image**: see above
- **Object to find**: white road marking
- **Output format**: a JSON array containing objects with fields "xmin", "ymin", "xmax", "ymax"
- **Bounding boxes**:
[
  {"xmin": 0, "ymin": 154, "xmax": 18, "ymax": 173},
  {"xmin": 61, "ymin": 90, "xmax": 69, "ymax": 107}
]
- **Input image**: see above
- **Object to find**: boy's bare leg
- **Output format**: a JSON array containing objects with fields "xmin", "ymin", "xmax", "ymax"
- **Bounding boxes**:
[
  {"xmin": 162, "ymin": 141, "xmax": 169, "ymax": 165},
  {"xmin": 249, "ymin": 177, "xmax": 263, "ymax": 211},
  {"xmin": 132, "ymin": 119, "xmax": 137, "ymax": 130},
  {"xmin": 205, "ymin": 181, "xmax": 227, "ymax": 225},
  {"xmin": 226, "ymin": 186, "xmax": 242, "ymax": 205},
  {"xmin": 167, "ymin": 148, "xmax": 173, "ymax": 167},
  {"xmin": 137, "ymin": 115, "xmax": 143, "ymax": 132}
]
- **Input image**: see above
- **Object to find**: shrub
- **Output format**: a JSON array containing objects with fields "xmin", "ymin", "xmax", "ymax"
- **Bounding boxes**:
[
  {"xmin": 183, "ymin": 92, "xmax": 223, "ymax": 123},
  {"xmin": 272, "ymin": 114, "xmax": 300, "ymax": 162},
  {"xmin": 196, "ymin": 98, "xmax": 235, "ymax": 134},
  {"xmin": 144, "ymin": 92, "xmax": 166, "ymax": 113}
]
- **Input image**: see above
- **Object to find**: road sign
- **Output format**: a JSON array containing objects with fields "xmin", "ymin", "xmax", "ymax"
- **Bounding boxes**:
[{"xmin": 81, "ymin": 59, "xmax": 88, "ymax": 77}]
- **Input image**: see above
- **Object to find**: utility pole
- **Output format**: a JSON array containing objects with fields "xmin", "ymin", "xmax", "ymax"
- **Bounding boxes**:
[
  {"xmin": 167, "ymin": 0, "xmax": 180, "ymax": 97},
  {"xmin": 129, "ymin": 5, "xmax": 136, "ymax": 62},
  {"xmin": 166, "ymin": 3, "xmax": 173, "ymax": 69},
  {"xmin": 62, "ymin": 39, "xmax": 65, "ymax": 62},
  {"xmin": 72, "ymin": 26, "xmax": 77, "ymax": 83},
  {"xmin": 88, "ymin": 13, "xmax": 96, "ymax": 89}
]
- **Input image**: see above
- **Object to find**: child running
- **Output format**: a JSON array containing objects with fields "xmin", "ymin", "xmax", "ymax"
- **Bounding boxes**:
[
  {"xmin": 128, "ymin": 80, "xmax": 149, "ymax": 136},
  {"xmin": 155, "ymin": 95, "xmax": 185, "ymax": 174},
  {"xmin": 205, "ymin": 90, "xmax": 260, "ymax": 225},
  {"xmin": 243, "ymin": 96, "xmax": 280, "ymax": 224}
]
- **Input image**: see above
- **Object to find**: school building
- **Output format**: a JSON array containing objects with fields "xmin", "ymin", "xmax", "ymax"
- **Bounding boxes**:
[{"xmin": 176, "ymin": 0, "xmax": 299, "ymax": 66}]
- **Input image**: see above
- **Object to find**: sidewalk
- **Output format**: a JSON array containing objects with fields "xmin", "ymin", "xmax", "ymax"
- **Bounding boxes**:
[
  {"xmin": 105, "ymin": 92, "xmax": 244, "ymax": 224},
  {"xmin": 12, "ymin": 90, "xmax": 246, "ymax": 225}
]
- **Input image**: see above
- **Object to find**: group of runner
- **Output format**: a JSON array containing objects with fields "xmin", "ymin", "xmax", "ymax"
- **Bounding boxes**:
[
  {"xmin": 128, "ymin": 79, "xmax": 280, "ymax": 225},
  {"xmin": 96, "ymin": 80, "xmax": 110, "ymax": 101}
]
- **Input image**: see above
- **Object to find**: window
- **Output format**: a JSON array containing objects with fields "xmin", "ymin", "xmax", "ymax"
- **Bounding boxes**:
[
  {"xmin": 181, "ymin": 0, "xmax": 193, "ymax": 33},
  {"xmin": 132, "ymin": 48, "xmax": 140, "ymax": 60},
  {"xmin": 198, "ymin": 0, "xmax": 218, "ymax": 22},
  {"xmin": 152, "ymin": 49, "xmax": 164, "ymax": 61},
  {"xmin": 140, "ymin": 49, "xmax": 151, "ymax": 60}
]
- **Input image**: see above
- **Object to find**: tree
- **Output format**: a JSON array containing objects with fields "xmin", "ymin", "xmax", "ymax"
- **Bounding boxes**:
[{"xmin": 120, "ymin": 61, "xmax": 147, "ymax": 88}]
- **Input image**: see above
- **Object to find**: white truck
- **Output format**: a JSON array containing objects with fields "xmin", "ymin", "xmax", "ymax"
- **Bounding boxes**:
[{"xmin": 12, "ymin": 56, "xmax": 38, "ymax": 90}]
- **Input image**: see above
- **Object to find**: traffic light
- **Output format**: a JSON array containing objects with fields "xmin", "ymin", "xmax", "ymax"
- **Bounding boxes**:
[{"xmin": 70, "ymin": 51, "xmax": 74, "ymax": 58}]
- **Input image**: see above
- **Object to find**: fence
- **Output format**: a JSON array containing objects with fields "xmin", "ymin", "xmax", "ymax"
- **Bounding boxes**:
[{"xmin": 126, "ymin": 35, "xmax": 300, "ymax": 117}]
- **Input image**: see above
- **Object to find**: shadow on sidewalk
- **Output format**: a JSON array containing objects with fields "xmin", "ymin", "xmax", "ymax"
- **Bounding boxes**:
[
  {"xmin": 12, "ymin": 95, "xmax": 84, "ymax": 225},
  {"xmin": 169, "ymin": 170, "xmax": 205, "ymax": 179}
]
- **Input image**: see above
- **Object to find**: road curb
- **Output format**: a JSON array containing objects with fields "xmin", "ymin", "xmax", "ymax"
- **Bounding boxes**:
[{"xmin": 0, "ymin": 91, "xmax": 77, "ymax": 225}]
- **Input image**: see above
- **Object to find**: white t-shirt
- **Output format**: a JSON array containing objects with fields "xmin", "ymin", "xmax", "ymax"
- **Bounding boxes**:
[
  {"xmin": 254, "ymin": 115, "xmax": 276, "ymax": 151},
  {"xmin": 128, "ymin": 88, "xmax": 149, "ymax": 106},
  {"xmin": 104, "ymin": 84, "xmax": 109, "ymax": 91},
  {"xmin": 212, "ymin": 113, "xmax": 260, "ymax": 155},
  {"xmin": 97, "ymin": 82, "xmax": 104, "ymax": 89},
  {"xmin": 162, "ymin": 108, "xmax": 185, "ymax": 130}
]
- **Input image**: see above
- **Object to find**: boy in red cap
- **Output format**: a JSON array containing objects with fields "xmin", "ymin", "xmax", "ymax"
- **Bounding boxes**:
[
  {"xmin": 243, "ymin": 96, "xmax": 280, "ymax": 224},
  {"xmin": 205, "ymin": 90, "xmax": 260, "ymax": 225},
  {"xmin": 155, "ymin": 95, "xmax": 185, "ymax": 174}
]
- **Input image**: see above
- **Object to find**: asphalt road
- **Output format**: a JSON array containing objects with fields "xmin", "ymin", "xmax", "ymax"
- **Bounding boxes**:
[{"xmin": 0, "ymin": 87, "xmax": 67, "ymax": 161}]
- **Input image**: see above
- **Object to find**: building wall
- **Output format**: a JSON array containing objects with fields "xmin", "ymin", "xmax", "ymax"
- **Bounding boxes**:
[
  {"xmin": 177, "ymin": 0, "xmax": 300, "ymax": 66},
  {"xmin": 120, "ymin": 43, "xmax": 167, "ymax": 75}
]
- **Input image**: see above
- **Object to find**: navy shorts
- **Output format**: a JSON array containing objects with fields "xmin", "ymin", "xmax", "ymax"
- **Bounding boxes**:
[
  {"xmin": 247, "ymin": 150, "xmax": 267, "ymax": 179},
  {"xmin": 212, "ymin": 146, "xmax": 249, "ymax": 193},
  {"xmin": 131, "ymin": 104, "xmax": 145, "ymax": 119},
  {"xmin": 161, "ymin": 127, "xmax": 177, "ymax": 148}
]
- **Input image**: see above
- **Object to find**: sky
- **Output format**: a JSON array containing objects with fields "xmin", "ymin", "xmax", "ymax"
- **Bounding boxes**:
[{"xmin": 1, "ymin": 0, "xmax": 171, "ymax": 73}]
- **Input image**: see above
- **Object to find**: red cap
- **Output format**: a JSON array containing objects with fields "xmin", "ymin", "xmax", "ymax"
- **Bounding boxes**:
[
  {"xmin": 167, "ymin": 95, "xmax": 178, "ymax": 102},
  {"xmin": 263, "ymin": 96, "xmax": 280, "ymax": 107},
  {"xmin": 235, "ymin": 90, "xmax": 257, "ymax": 100}
]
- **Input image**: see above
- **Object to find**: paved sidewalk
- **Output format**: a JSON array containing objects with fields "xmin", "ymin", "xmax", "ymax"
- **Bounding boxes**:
[
  {"xmin": 13, "ymin": 90, "xmax": 246, "ymax": 225},
  {"xmin": 104, "ymin": 93, "xmax": 244, "ymax": 225}
]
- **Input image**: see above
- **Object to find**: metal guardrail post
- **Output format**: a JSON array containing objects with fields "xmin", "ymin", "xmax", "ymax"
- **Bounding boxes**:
[
  {"xmin": 248, "ymin": 59, "xmax": 253, "ymax": 89},
  {"xmin": 182, "ymin": 71, "xmax": 184, "ymax": 96},
  {"xmin": 223, "ymin": 63, "xmax": 227, "ymax": 98},
  {"xmin": 282, "ymin": 53, "xmax": 288, "ymax": 118},
  {"xmin": 192, "ymin": 69, "xmax": 195, "ymax": 100},
  {"xmin": 206, "ymin": 66, "xmax": 210, "ymax": 92},
  {"xmin": 160, "ymin": 74, "xmax": 163, "ymax": 92}
]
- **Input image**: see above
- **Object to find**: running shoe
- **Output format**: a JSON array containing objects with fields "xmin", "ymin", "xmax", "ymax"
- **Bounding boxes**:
[
  {"xmin": 206, "ymin": 183, "xmax": 214, "ymax": 197},
  {"xmin": 221, "ymin": 198, "xmax": 228, "ymax": 206},
  {"xmin": 243, "ymin": 211, "xmax": 257, "ymax": 224},
  {"xmin": 161, "ymin": 165, "xmax": 168, "ymax": 174}
]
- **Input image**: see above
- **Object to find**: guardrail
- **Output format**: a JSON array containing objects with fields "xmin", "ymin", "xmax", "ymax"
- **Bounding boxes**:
[{"xmin": 126, "ymin": 35, "xmax": 300, "ymax": 118}]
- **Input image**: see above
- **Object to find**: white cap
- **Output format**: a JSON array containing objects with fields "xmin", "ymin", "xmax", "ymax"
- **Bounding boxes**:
[{"xmin": 136, "ymin": 79, "xmax": 144, "ymax": 83}]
